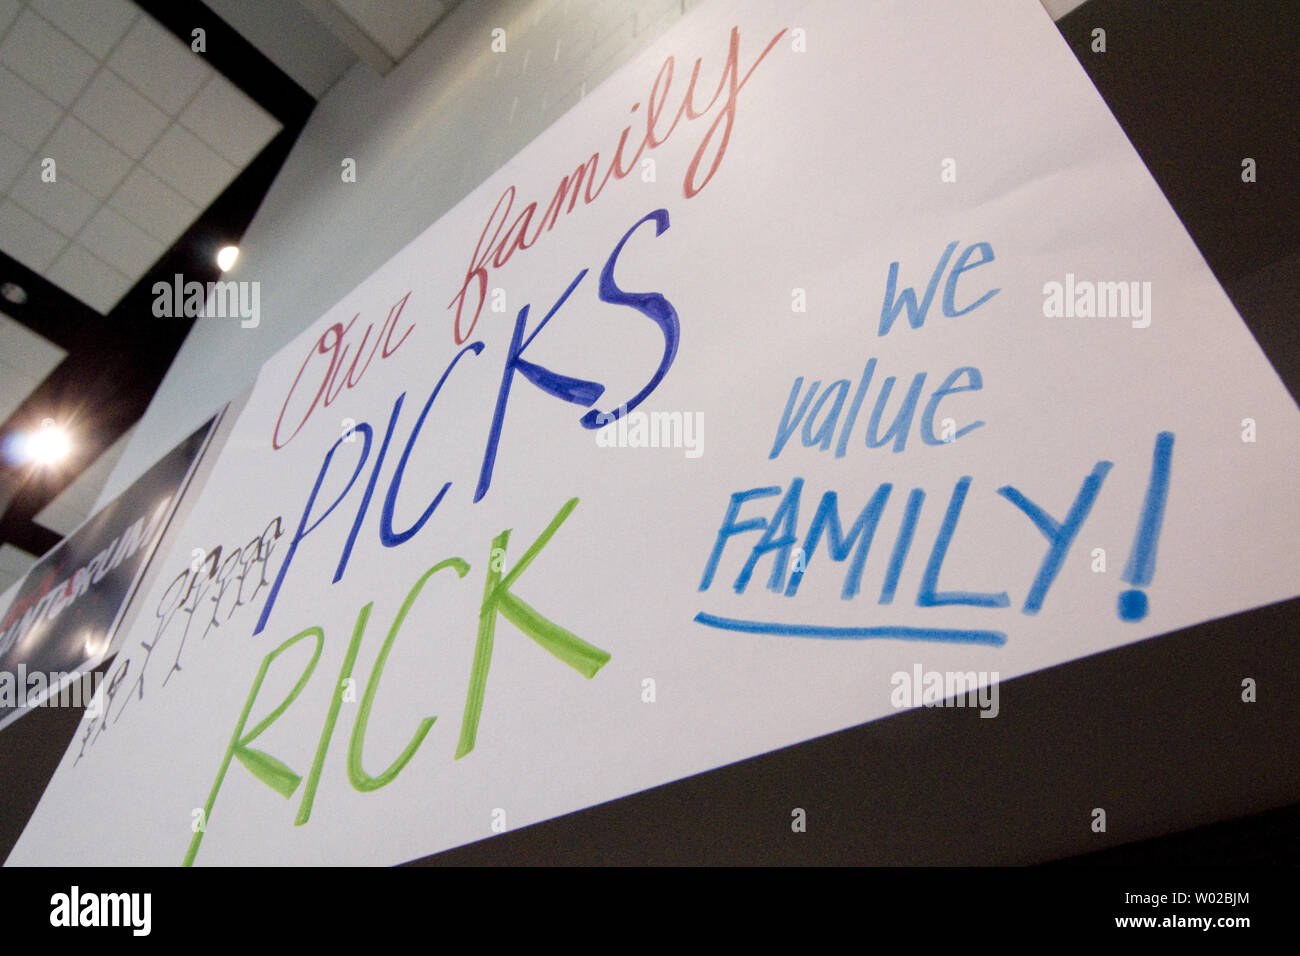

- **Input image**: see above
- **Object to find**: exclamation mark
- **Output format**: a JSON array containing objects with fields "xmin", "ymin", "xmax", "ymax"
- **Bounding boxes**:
[{"xmin": 1119, "ymin": 431, "xmax": 1175, "ymax": 621}]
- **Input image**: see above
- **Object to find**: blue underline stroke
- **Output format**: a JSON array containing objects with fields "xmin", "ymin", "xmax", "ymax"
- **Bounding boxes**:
[{"xmin": 692, "ymin": 612, "xmax": 1007, "ymax": 646}]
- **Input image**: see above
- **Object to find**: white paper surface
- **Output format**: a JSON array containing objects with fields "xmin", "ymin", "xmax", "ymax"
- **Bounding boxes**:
[{"xmin": 11, "ymin": 0, "xmax": 1299, "ymax": 866}]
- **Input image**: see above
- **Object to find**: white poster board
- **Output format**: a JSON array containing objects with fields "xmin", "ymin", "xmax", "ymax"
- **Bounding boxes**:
[{"xmin": 11, "ymin": 0, "xmax": 1300, "ymax": 866}]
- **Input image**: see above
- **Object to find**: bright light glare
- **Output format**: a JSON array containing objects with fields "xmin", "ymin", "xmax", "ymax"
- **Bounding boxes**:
[
  {"xmin": 84, "ymin": 630, "xmax": 107, "ymax": 657},
  {"xmin": 27, "ymin": 422, "xmax": 71, "ymax": 465},
  {"xmin": 217, "ymin": 245, "xmax": 239, "ymax": 271}
]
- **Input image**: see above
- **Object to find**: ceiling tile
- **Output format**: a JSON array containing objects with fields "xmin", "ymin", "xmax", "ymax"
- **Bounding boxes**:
[
  {"xmin": 0, "ymin": 0, "xmax": 17, "ymax": 36},
  {"xmin": 0, "ymin": 353, "xmax": 40, "ymax": 386},
  {"xmin": 108, "ymin": 14, "xmax": 211, "ymax": 116},
  {"xmin": 31, "ymin": 0, "xmax": 138, "ymax": 59},
  {"xmin": 44, "ymin": 242, "xmax": 131, "ymax": 314},
  {"xmin": 0, "ymin": 199, "xmax": 65, "ymax": 272},
  {"xmin": 0, "ymin": 8, "xmax": 97, "ymax": 107},
  {"xmin": 73, "ymin": 68, "xmax": 170, "ymax": 159},
  {"xmin": 77, "ymin": 205, "xmax": 164, "ymax": 277},
  {"xmin": 0, "ymin": 308, "xmax": 65, "ymax": 371},
  {"xmin": 179, "ymin": 73, "xmax": 281, "ymax": 166},
  {"xmin": 0, "ymin": 377, "xmax": 42, "ymax": 428},
  {"xmin": 32, "ymin": 498, "xmax": 82, "ymax": 537},
  {"xmin": 48, "ymin": 481, "xmax": 94, "ymax": 514},
  {"xmin": 141, "ymin": 122, "xmax": 237, "ymax": 207},
  {"xmin": 0, "ymin": 341, "xmax": 58, "ymax": 433},
  {"xmin": 0, "ymin": 130, "xmax": 28, "ymax": 191},
  {"xmin": 0, "ymin": 65, "xmax": 61, "ymax": 149},
  {"xmin": 0, "ymin": 543, "xmax": 36, "ymax": 578},
  {"xmin": 44, "ymin": 467, "xmax": 96, "ymax": 510},
  {"xmin": 108, "ymin": 164, "xmax": 198, "ymax": 247},
  {"xmin": 42, "ymin": 115, "xmax": 132, "ymax": 199},
  {"xmin": 8, "ymin": 158, "xmax": 98, "ymax": 235}
]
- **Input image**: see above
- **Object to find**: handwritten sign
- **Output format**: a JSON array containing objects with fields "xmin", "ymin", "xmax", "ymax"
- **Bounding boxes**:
[{"xmin": 10, "ymin": 0, "xmax": 1300, "ymax": 866}]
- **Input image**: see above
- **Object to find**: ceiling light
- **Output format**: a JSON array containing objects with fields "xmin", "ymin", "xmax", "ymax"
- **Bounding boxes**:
[
  {"xmin": 84, "ymin": 629, "xmax": 108, "ymax": 657},
  {"xmin": 217, "ymin": 245, "xmax": 239, "ymax": 271},
  {"xmin": 1, "ymin": 282, "xmax": 27, "ymax": 305},
  {"xmin": 26, "ymin": 419, "xmax": 71, "ymax": 466}
]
